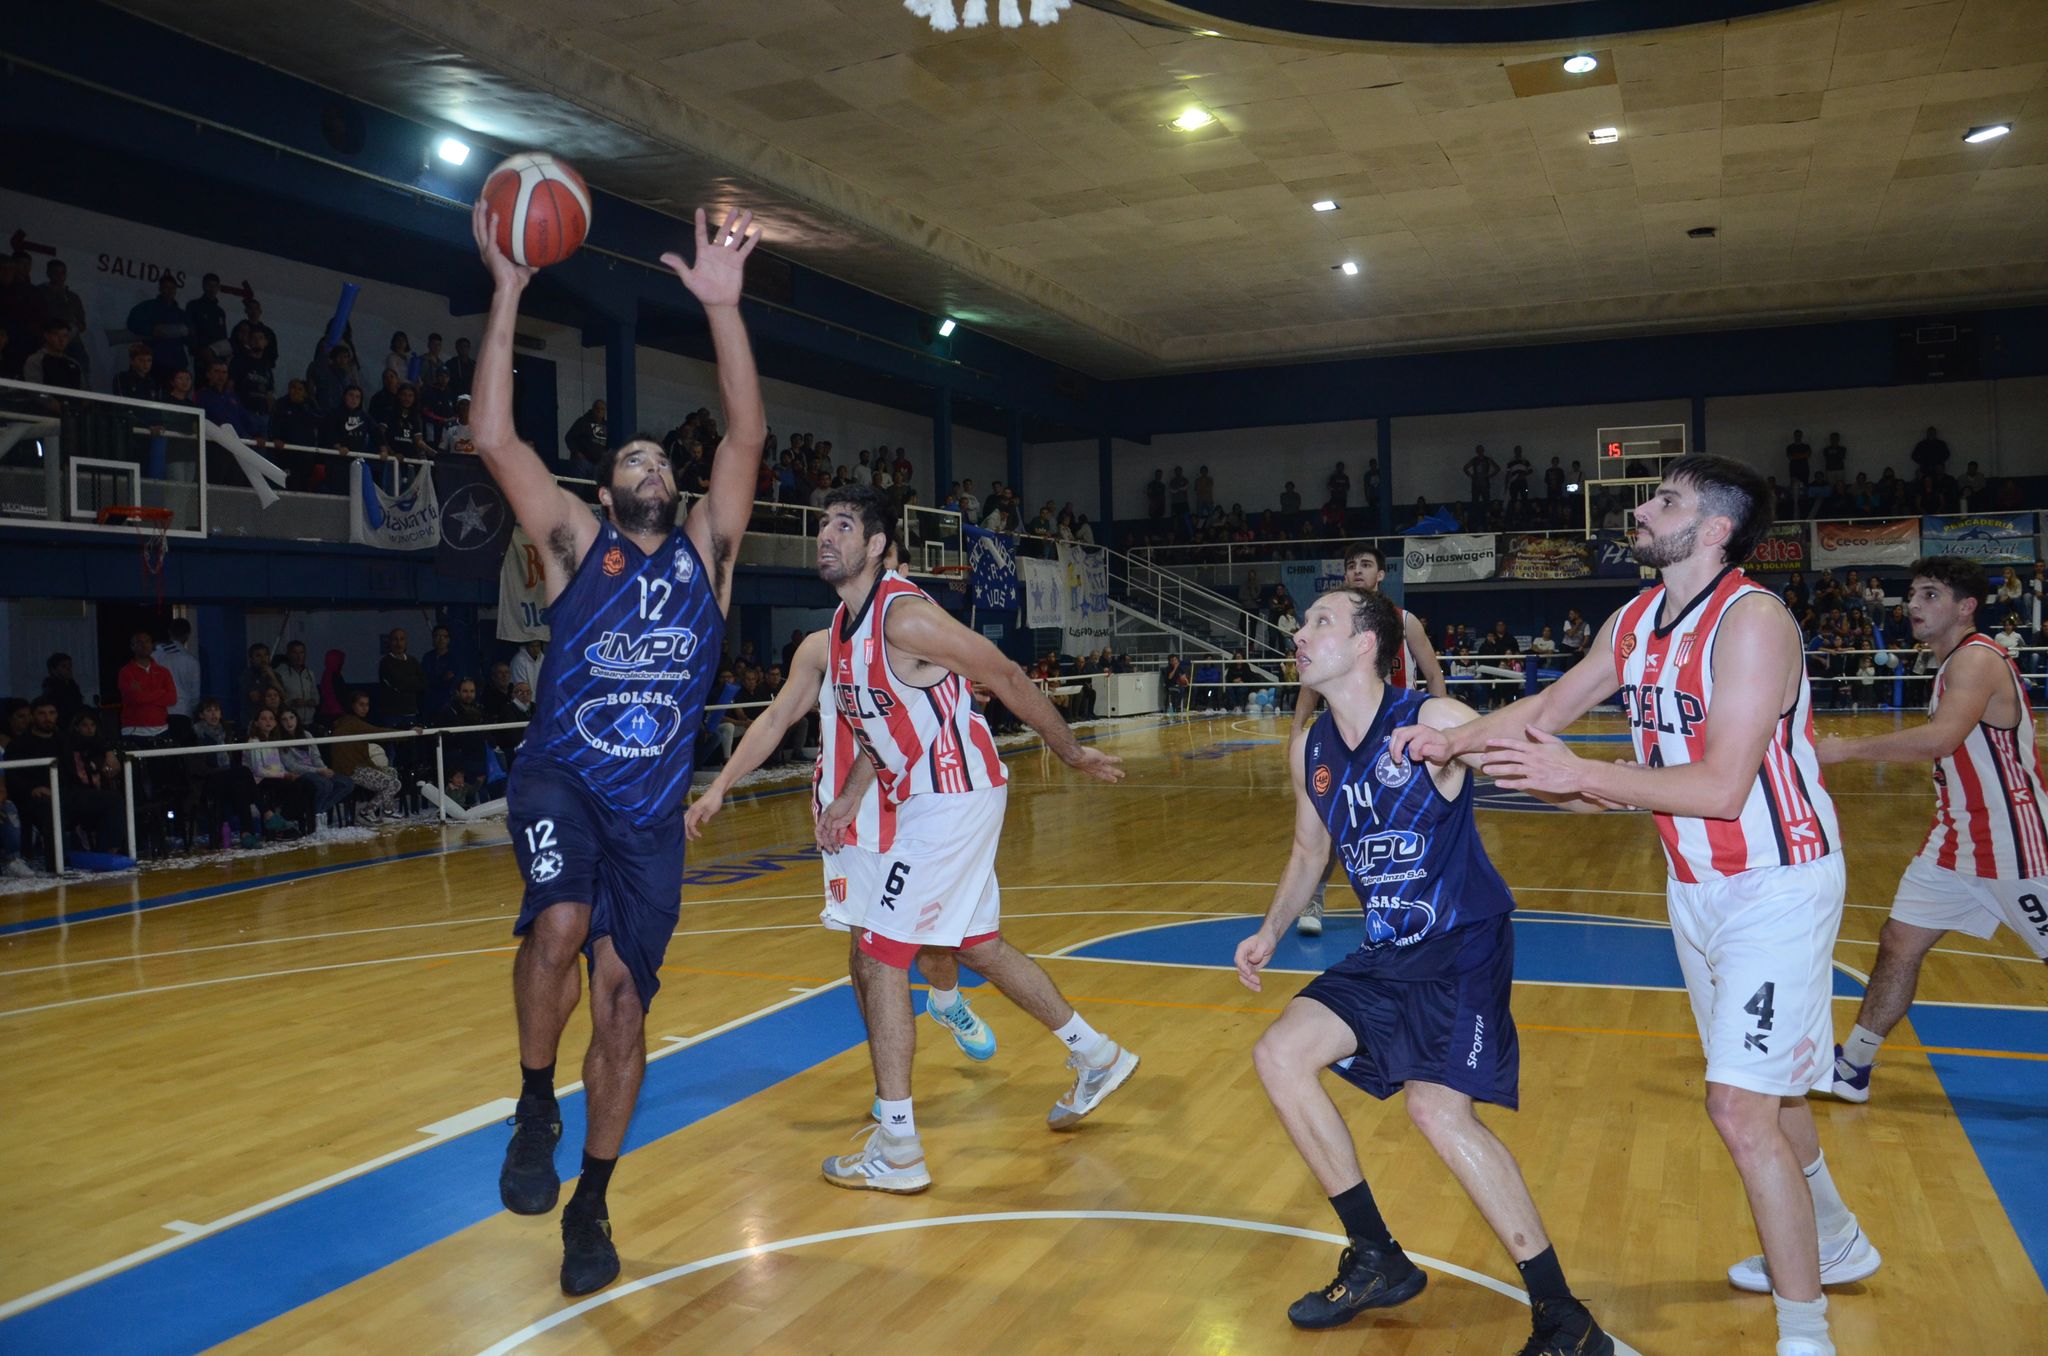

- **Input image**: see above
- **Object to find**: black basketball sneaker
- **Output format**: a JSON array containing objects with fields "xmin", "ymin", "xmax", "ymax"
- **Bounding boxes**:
[{"xmin": 1286, "ymin": 1240, "xmax": 1428, "ymax": 1329}]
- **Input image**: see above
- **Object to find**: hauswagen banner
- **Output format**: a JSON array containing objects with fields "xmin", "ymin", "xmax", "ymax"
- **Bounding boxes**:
[
  {"xmin": 1497, "ymin": 534, "xmax": 1592, "ymax": 581},
  {"xmin": 1743, "ymin": 521, "xmax": 1808, "ymax": 574},
  {"xmin": 1813, "ymin": 518, "xmax": 1919, "ymax": 568},
  {"xmin": 1402, "ymin": 533, "xmax": 1496, "ymax": 583},
  {"xmin": 1918, "ymin": 513, "xmax": 2037, "ymax": 565}
]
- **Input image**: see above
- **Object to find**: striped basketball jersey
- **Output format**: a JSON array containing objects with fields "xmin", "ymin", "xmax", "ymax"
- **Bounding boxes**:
[
  {"xmin": 1920, "ymin": 633, "xmax": 2048, "ymax": 879},
  {"xmin": 1304, "ymin": 685, "xmax": 1514, "ymax": 947},
  {"xmin": 827, "ymin": 572, "xmax": 1007, "ymax": 805},
  {"xmin": 812, "ymin": 577, "xmax": 900, "ymax": 852},
  {"xmin": 1387, "ymin": 607, "xmax": 1418, "ymax": 688},
  {"xmin": 1613, "ymin": 567, "xmax": 1838, "ymax": 883},
  {"xmin": 519, "ymin": 521, "xmax": 723, "ymax": 826}
]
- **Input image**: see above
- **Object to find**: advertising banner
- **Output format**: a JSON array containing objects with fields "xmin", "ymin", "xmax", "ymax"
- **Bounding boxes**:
[
  {"xmin": 1497, "ymin": 534, "xmax": 1592, "ymax": 581},
  {"xmin": 1402, "ymin": 533, "xmax": 1496, "ymax": 583},
  {"xmin": 1743, "ymin": 521, "xmax": 1808, "ymax": 574},
  {"xmin": 1058, "ymin": 544, "xmax": 1113, "ymax": 652},
  {"xmin": 1918, "ymin": 514, "xmax": 2037, "ymax": 565},
  {"xmin": 1814, "ymin": 518, "xmax": 1920, "ymax": 568}
]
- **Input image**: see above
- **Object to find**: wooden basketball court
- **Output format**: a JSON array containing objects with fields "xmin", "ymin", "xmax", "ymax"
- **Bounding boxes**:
[{"xmin": 2, "ymin": 711, "xmax": 2043, "ymax": 1354}]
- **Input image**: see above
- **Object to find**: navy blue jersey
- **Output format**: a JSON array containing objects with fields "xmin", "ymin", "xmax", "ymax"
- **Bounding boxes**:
[
  {"xmin": 519, "ymin": 522, "xmax": 724, "ymax": 826},
  {"xmin": 1304, "ymin": 686, "xmax": 1514, "ymax": 947}
]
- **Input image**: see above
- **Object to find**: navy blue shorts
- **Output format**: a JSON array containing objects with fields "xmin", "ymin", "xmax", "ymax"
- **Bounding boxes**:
[
  {"xmin": 1297, "ymin": 911, "xmax": 1520, "ymax": 1109},
  {"xmin": 509, "ymin": 758, "xmax": 686, "ymax": 1011}
]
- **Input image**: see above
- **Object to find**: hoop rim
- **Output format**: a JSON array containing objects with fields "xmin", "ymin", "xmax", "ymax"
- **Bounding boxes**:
[{"xmin": 97, "ymin": 505, "xmax": 176, "ymax": 524}]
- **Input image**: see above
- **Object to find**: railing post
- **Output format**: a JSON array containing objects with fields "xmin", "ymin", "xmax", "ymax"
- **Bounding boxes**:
[
  {"xmin": 123, "ymin": 756, "xmax": 138, "ymax": 861},
  {"xmin": 48, "ymin": 763, "xmax": 65, "ymax": 876},
  {"xmin": 434, "ymin": 734, "xmax": 447, "ymax": 823}
]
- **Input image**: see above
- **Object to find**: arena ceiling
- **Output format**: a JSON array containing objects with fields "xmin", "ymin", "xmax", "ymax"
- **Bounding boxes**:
[{"xmin": 114, "ymin": 0, "xmax": 2048, "ymax": 378}]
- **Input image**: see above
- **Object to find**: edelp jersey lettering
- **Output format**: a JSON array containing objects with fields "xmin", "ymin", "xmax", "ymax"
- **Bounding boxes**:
[
  {"xmin": 1304, "ymin": 687, "xmax": 1513, "ymax": 947},
  {"xmin": 520, "ymin": 523, "xmax": 723, "ymax": 825}
]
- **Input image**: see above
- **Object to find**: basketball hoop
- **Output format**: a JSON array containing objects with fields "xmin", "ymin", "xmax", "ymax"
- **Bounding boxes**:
[{"xmin": 98, "ymin": 505, "xmax": 174, "ymax": 606}]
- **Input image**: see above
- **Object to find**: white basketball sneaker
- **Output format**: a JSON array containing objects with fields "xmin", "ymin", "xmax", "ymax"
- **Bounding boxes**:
[
  {"xmin": 1776, "ymin": 1341, "xmax": 1834, "ymax": 1356},
  {"xmin": 1048, "ymin": 1042, "xmax": 1139, "ymax": 1130},
  {"xmin": 1297, "ymin": 886, "xmax": 1325, "ymax": 937},
  {"xmin": 822, "ymin": 1124, "xmax": 931, "ymax": 1194},
  {"xmin": 1727, "ymin": 1226, "xmax": 1881, "ymax": 1293}
]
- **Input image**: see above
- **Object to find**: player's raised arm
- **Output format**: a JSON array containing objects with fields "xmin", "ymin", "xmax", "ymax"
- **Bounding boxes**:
[
  {"xmin": 1819, "ymin": 642, "xmax": 2003, "ymax": 766},
  {"xmin": 1391, "ymin": 609, "xmax": 1622, "ymax": 764},
  {"xmin": 1235, "ymin": 724, "xmax": 1332, "ymax": 990},
  {"xmin": 470, "ymin": 201, "xmax": 596, "ymax": 593},
  {"xmin": 686, "ymin": 631, "xmax": 828, "ymax": 841},
  {"xmin": 665, "ymin": 208, "xmax": 764, "ymax": 613},
  {"xmin": 883, "ymin": 596, "xmax": 1124, "ymax": 784},
  {"xmin": 1404, "ymin": 612, "xmax": 1449, "ymax": 698}
]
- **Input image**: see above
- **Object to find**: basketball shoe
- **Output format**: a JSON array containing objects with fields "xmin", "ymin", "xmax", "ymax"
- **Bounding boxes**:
[
  {"xmin": 1297, "ymin": 885, "xmax": 1326, "ymax": 936},
  {"xmin": 1826, "ymin": 1045, "xmax": 1873, "ymax": 1102},
  {"xmin": 1776, "ymin": 1342, "xmax": 1834, "ymax": 1356},
  {"xmin": 559, "ymin": 1203, "xmax": 619, "ymax": 1295},
  {"xmin": 1048, "ymin": 1043, "xmax": 1139, "ymax": 1129},
  {"xmin": 1726, "ymin": 1226, "xmax": 1881, "ymax": 1292},
  {"xmin": 823, "ymin": 1124, "xmax": 931, "ymax": 1193},
  {"xmin": 927, "ymin": 990, "xmax": 997, "ymax": 1061},
  {"xmin": 1516, "ymin": 1298, "xmax": 1615, "ymax": 1355},
  {"xmin": 499, "ymin": 1094, "xmax": 562, "ymax": 1215},
  {"xmin": 1286, "ymin": 1241, "xmax": 1427, "ymax": 1328}
]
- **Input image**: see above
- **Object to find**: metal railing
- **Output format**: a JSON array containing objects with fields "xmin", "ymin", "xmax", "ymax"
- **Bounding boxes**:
[{"xmin": 0, "ymin": 757, "xmax": 65, "ymax": 875}]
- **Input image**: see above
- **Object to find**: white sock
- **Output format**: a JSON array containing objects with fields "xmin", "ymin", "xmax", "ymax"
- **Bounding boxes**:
[
  {"xmin": 1842, "ymin": 1024, "xmax": 1883, "ymax": 1067},
  {"xmin": 1771, "ymin": 1292, "xmax": 1831, "ymax": 1351},
  {"xmin": 1052, "ymin": 1012, "xmax": 1113, "ymax": 1065},
  {"xmin": 876, "ymin": 1097, "xmax": 917, "ymax": 1138},
  {"xmin": 927, "ymin": 984, "xmax": 961, "ymax": 1012},
  {"xmin": 1804, "ymin": 1153, "xmax": 1857, "ymax": 1243}
]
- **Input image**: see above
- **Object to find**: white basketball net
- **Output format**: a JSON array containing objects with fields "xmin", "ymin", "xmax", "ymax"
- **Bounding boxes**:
[{"xmin": 907, "ymin": 0, "xmax": 1071, "ymax": 31}]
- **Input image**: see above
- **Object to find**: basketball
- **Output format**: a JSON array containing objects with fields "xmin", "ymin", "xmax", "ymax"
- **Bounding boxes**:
[{"xmin": 479, "ymin": 152, "xmax": 590, "ymax": 268}]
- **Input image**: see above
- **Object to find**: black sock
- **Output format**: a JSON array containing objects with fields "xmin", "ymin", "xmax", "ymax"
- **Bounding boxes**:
[
  {"xmin": 1517, "ymin": 1246, "xmax": 1574, "ymax": 1305},
  {"xmin": 568, "ymin": 1153, "xmax": 615, "ymax": 1216},
  {"xmin": 1328, "ymin": 1180, "xmax": 1393, "ymax": 1249},
  {"xmin": 520, "ymin": 1062, "xmax": 556, "ymax": 1106}
]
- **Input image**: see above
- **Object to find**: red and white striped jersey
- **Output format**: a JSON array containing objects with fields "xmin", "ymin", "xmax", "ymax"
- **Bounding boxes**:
[
  {"xmin": 1920, "ymin": 633, "xmax": 2048, "ymax": 879},
  {"xmin": 814, "ymin": 685, "xmax": 896, "ymax": 852},
  {"xmin": 1612, "ymin": 568, "xmax": 1839, "ymax": 884},
  {"xmin": 1389, "ymin": 607, "xmax": 1418, "ymax": 689},
  {"xmin": 828, "ymin": 573, "xmax": 1008, "ymax": 805}
]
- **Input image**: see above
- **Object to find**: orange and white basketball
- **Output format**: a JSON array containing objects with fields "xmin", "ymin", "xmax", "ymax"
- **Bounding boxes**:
[{"xmin": 479, "ymin": 152, "xmax": 590, "ymax": 268}]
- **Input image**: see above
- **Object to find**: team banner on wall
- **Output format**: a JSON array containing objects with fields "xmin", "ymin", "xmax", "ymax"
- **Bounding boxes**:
[
  {"xmin": 1402, "ymin": 533, "xmax": 1496, "ymax": 584},
  {"xmin": 1591, "ymin": 530, "xmax": 1647, "ymax": 578},
  {"xmin": 1497, "ymin": 534, "xmax": 1592, "ymax": 580},
  {"xmin": 497, "ymin": 527, "xmax": 550, "ymax": 642},
  {"xmin": 1020, "ymin": 556, "xmax": 1065, "ymax": 629},
  {"xmin": 1058, "ymin": 543, "xmax": 1113, "ymax": 652},
  {"xmin": 1919, "ymin": 513, "xmax": 2038, "ymax": 565},
  {"xmin": 435, "ymin": 460, "xmax": 515, "ymax": 579},
  {"xmin": 964, "ymin": 525, "xmax": 1019, "ymax": 613},
  {"xmin": 1743, "ymin": 521, "xmax": 1808, "ymax": 574},
  {"xmin": 349, "ymin": 461, "xmax": 439, "ymax": 551},
  {"xmin": 1280, "ymin": 558, "xmax": 1345, "ymax": 616},
  {"xmin": 1814, "ymin": 518, "xmax": 1919, "ymax": 568}
]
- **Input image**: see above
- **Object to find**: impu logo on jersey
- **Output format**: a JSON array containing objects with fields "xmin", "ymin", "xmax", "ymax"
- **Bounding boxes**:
[
  {"xmin": 585, "ymin": 627, "xmax": 701, "ymax": 680},
  {"xmin": 1343, "ymin": 829, "xmax": 1429, "ymax": 886}
]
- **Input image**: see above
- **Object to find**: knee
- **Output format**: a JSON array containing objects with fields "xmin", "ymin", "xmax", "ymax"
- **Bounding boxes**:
[
  {"xmin": 1252, "ymin": 1027, "xmax": 1312, "ymax": 1087},
  {"xmin": 1876, "ymin": 918, "xmax": 1936, "ymax": 960},
  {"xmin": 1404, "ymin": 1086, "xmax": 1468, "ymax": 1144},
  {"xmin": 1704, "ymin": 1084, "xmax": 1778, "ymax": 1160},
  {"xmin": 524, "ymin": 910, "xmax": 587, "ymax": 970}
]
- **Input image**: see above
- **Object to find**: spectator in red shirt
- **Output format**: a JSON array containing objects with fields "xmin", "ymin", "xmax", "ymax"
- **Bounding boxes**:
[{"xmin": 117, "ymin": 630, "xmax": 178, "ymax": 743}]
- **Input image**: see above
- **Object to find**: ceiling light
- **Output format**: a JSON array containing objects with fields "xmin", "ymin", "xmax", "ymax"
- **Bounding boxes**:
[
  {"xmin": 937, "ymin": 318, "xmax": 957, "ymax": 337},
  {"xmin": 1563, "ymin": 54, "xmax": 1598, "ymax": 74},
  {"xmin": 1340, "ymin": 261, "xmax": 1359, "ymax": 276},
  {"xmin": 1588, "ymin": 127, "xmax": 1620, "ymax": 145},
  {"xmin": 1172, "ymin": 108, "xmax": 1214, "ymax": 131},
  {"xmin": 1193, "ymin": 29, "xmax": 1221, "ymax": 38},
  {"xmin": 1963, "ymin": 123, "xmax": 2011, "ymax": 144},
  {"xmin": 436, "ymin": 136, "xmax": 470, "ymax": 165},
  {"xmin": 1311, "ymin": 199, "xmax": 1339, "ymax": 212}
]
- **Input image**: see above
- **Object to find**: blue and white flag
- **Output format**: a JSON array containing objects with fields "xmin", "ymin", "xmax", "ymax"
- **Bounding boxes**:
[
  {"xmin": 965, "ymin": 524, "xmax": 1019, "ymax": 612},
  {"xmin": 350, "ymin": 460, "xmax": 440, "ymax": 551}
]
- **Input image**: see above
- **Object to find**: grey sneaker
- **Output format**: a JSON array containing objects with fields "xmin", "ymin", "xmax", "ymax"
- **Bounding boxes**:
[
  {"xmin": 1297, "ymin": 886, "xmax": 1325, "ymax": 936},
  {"xmin": 1048, "ymin": 1043, "xmax": 1139, "ymax": 1130},
  {"xmin": 822, "ymin": 1124, "xmax": 931, "ymax": 1193}
]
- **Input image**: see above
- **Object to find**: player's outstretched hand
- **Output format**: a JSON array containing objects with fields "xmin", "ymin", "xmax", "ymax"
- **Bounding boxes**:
[
  {"xmin": 471, "ymin": 200, "xmax": 536, "ymax": 292},
  {"xmin": 816, "ymin": 792, "xmax": 858, "ymax": 853},
  {"xmin": 1816, "ymin": 734, "xmax": 1850, "ymax": 767},
  {"xmin": 1480, "ymin": 727, "xmax": 1585, "ymax": 795},
  {"xmin": 1066, "ymin": 746, "xmax": 1125, "ymax": 783},
  {"xmin": 660, "ymin": 208, "xmax": 759, "ymax": 311},
  {"xmin": 1388, "ymin": 723, "xmax": 1450, "ymax": 765},
  {"xmin": 1234, "ymin": 928, "xmax": 1276, "ymax": 992},
  {"xmin": 684, "ymin": 784, "xmax": 724, "ymax": 841}
]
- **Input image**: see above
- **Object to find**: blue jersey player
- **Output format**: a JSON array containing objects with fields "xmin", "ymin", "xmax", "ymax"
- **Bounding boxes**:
[
  {"xmin": 1234, "ymin": 588, "xmax": 1614, "ymax": 1355},
  {"xmin": 469, "ymin": 196, "xmax": 764, "ymax": 1296}
]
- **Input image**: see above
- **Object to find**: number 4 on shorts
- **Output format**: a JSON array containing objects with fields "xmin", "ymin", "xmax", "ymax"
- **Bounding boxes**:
[{"xmin": 1743, "ymin": 981, "xmax": 1775, "ymax": 1053}]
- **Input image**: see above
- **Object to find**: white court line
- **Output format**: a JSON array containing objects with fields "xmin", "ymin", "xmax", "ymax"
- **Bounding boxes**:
[
  {"xmin": 0, "ymin": 945, "xmax": 522, "ymax": 1019},
  {"xmin": 469, "ymin": 1211, "xmax": 1644, "ymax": 1356},
  {"xmin": 0, "ymin": 978, "xmax": 849, "ymax": 1321},
  {"xmin": 0, "ymin": 912, "xmax": 521, "ymax": 977}
]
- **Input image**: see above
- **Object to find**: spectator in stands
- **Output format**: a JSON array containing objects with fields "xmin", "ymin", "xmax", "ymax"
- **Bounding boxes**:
[
  {"xmin": 1505, "ymin": 446, "xmax": 1532, "ymax": 511},
  {"xmin": 308, "ymin": 344, "xmax": 352, "ymax": 414},
  {"xmin": 419, "ymin": 367, "xmax": 456, "ymax": 450},
  {"xmin": 323, "ymin": 385, "xmax": 378, "ymax": 462},
  {"xmin": 155, "ymin": 619, "xmax": 202, "ymax": 742},
  {"xmin": 501, "ymin": 682, "xmax": 535, "ymax": 739},
  {"xmin": 229, "ymin": 326, "xmax": 277, "ymax": 433},
  {"xmin": 699, "ymin": 666, "xmax": 745, "ymax": 765},
  {"xmin": 443, "ymin": 393, "xmax": 477, "ymax": 456},
  {"xmin": 278, "ymin": 708, "xmax": 355, "ymax": 820},
  {"xmin": 117, "ymin": 629, "xmax": 177, "ymax": 745},
  {"xmin": 381, "ymin": 383, "xmax": 432, "ymax": 459},
  {"xmin": 481, "ymin": 661, "xmax": 516, "ymax": 719},
  {"xmin": 1463, "ymin": 445, "xmax": 1498, "ymax": 520},
  {"xmin": 331, "ymin": 690, "xmax": 404, "ymax": 823},
  {"xmin": 1193, "ymin": 465, "xmax": 1215, "ymax": 516},
  {"xmin": 4, "ymin": 699, "xmax": 65, "ymax": 867},
  {"xmin": 1850, "ymin": 471, "xmax": 1877, "ymax": 513},
  {"xmin": 415, "ymin": 333, "xmax": 445, "ymax": 388},
  {"xmin": 39, "ymin": 259, "xmax": 90, "ymax": 382},
  {"xmin": 244, "ymin": 707, "xmax": 313, "ymax": 833},
  {"xmin": 66, "ymin": 709, "xmax": 132, "ymax": 853},
  {"xmin": 186, "ymin": 274, "xmax": 229, "ymax": 374},
  {"xmin": 1910, "ymin": 425, "xmax": 1950, "ymax": 479},
  {"xmin": 383, "ymin": 331, "xmax": 413, "ymax": 383},
  {"xmin": 1145, "ymin": 469, "xmax": 1166, "ymax": 520},
  {"xmin": 379, "ymin": 628, "xmax": 428, "ymax": 724},
  {"xmin": 1159, "ymin": 654, "xmax": 1189, "ymax": 712},
  {"xmin": 1278, "ymin": 480, "xmax": 1301, "ymax": 514},
  {"xmin": 367, "ymin": 366, "xmax": 401, "ymax": 434},
  {"xmin": 565, "ymin": 398, "xmax": 608, "ymax": 478},
  {"xmin": 21, "ymin": 318, "xmax": 83, "ymax": 390},
  {"xmin": 1820, "ymin": 430, "xmax": 1848, "ymax": 479},
  {"xmin": 1817, "ymin": 476, "xmax": 1854, "ymax": 518},
  {"xmin": 1168, "ymin": 466, "xmax": 1190, "ymax": 517},
  {"xmin": 0, "ymin": 700, "xmax": 28, "ymax": 755},
  {"xmin": 231, "ymin": 296, "xmax": 278, "ymax": 363},
  {"xmin": 1075, "ymin": 513, "xmax": 1096, "ymax": 546},
  {"xmin": 112, "ymin": 343, "xmax": 158, "ymax": 402},
  {"xmin": 446, "ymin": 337, "xmax": 476, "ymax": 397},
  {"xmin": 1530, "ymin": 627, "xmax": 1557, "ymax": 664},
  {"xmin": 1561, "ymin": 609, "xmax": 1589, "ymax": 664},
  {"xmin": 1785, "ymin": 429, "xmax": 1812, "ymax": 487},
  {"xmin": 421, "ymin": 626, "xmax": 464, "ymax": 715},
  {"xmin": 127, "ymin": 272, "xmax": 190, "ymax": 378},
  {"xmin": 197, "ymin": 360, "xmax": 258, "ymax": 438},
  {"xmin": 242, "ymin": 642, "xmax": 282, "ymax": 717},
  {"xmin": 435, "ymin": 678, "xmax": 493, "ymax": 785},
  {"xmin": 1325, "ymin": 460, "xmax": 1350, "ymax": 514},
  {"xmin": 162, "ymin": 368, "xmax": 196, "ymax": 412},
  {"xmin": 273, "ymin": 640, "xmax": 318, "ymax": 729},
  {"xmin": 41, "ymin": 653, "xmax": 84, "ymax": 725},
  {"xmin": 510, "ymin": 638, "xmax": 545, "ymax": 696}
]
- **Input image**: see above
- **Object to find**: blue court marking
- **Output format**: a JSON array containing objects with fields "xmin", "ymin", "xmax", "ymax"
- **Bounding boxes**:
[{"xmin": 0, "ymin": 983, "xmax": 882, "ymax": 1356}]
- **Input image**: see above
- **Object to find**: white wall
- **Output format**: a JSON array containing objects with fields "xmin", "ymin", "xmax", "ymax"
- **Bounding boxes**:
[
  {"xmin": 1123, "ymin": 420, "xmax": 1377, "ymax": 521},
  {"xmin": 1706, "ymin": 377, "xmax": 2048, "ymax": 482},
  {"xmin": 1390, "ymin": 401, "xmax": 1690, "ymax": 507}
]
